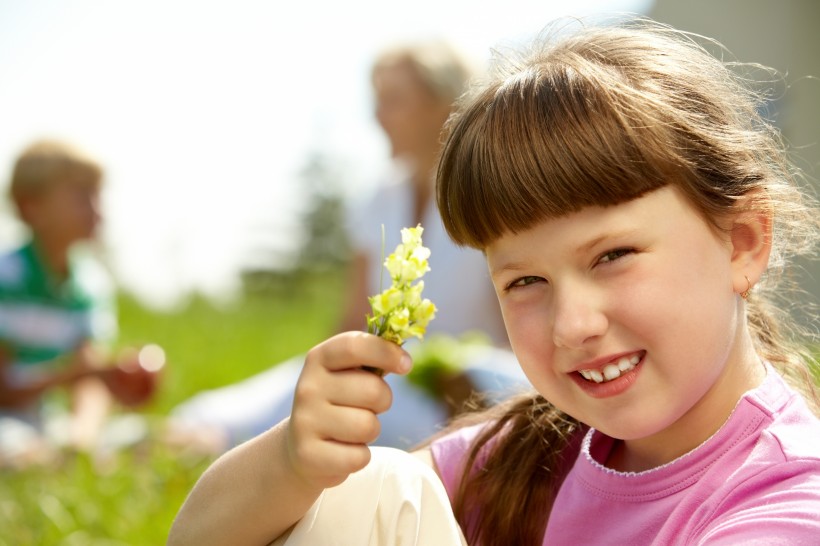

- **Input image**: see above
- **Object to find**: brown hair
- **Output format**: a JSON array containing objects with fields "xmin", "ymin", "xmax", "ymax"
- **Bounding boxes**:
[
  {"xmin": 435, "ymin": 17, "xmax": 820, "ymax": 545},
  {"xmin": 9, "ymin": 139, "xmax": 103, "ymax": 214}
]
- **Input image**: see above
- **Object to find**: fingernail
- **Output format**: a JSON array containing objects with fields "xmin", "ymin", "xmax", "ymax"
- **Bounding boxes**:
[{"xmin": 399, "ymin": 353, "xmax": 412, "ymax": 373}]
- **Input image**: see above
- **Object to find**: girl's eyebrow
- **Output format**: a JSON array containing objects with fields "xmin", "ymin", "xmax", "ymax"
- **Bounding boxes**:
[
  {"xmin": 576, "ymin": 228, "xmax": 640, "ymax": 256},
  {"xmin": 489, "ymin": 259, "xmax": 531, "ymax": 280},
  {"xmin": 489, "ymin": 228, "xmax": 641, "ymax": 278}
]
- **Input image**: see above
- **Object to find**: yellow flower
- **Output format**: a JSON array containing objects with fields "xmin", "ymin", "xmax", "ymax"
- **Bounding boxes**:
[
  {"xmin": 369, "ymin": 287, "xmax": 403, "ymax": 316},
  {"xmin": 411, "ymin": 298, "xmax": 437, "ymax": 327},
  {"xmin": 367, "ymin": 224, "xmax": 436, "ymax": 346},
  {"xmin": 403, "ymin": 281, "xmax": 424, "ymax": 308},
  {"xmin": 385, "ymin": 247, "xmax": 430, "ymax": 285},
  {"xmin": 401, "ymin": 225, "xmax": 424, "ymax": 247},
  {"xmin": 387, "ymin": 308, "xmax": 410, "ymax": 334}
]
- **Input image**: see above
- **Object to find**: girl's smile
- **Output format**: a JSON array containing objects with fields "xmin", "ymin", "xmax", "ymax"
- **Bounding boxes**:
[
  {"xmin": 571, "ymin": 350, "xmax": 644, "ymax": 398},
  {"xmin": 487, "ymin": 185, "xmax": 766, "ymax": 470}
]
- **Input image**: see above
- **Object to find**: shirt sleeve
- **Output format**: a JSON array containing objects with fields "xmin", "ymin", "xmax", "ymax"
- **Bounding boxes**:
[
  {"xmin": 694, "ymin": 460, "xmax": 820, "ymax": 545},
  {"xmin": 0, "ymin": 251, "xmax": 24, "ymax": 347},
  {"xmin": 429, "ymin": 423, "xmax": 490, "ymax": 502}
]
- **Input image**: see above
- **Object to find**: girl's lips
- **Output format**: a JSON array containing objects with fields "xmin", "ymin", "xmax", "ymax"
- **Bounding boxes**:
[
  {"xmin": 577, "ymin": 352, "xmax": 643, "ymax": 383},
  {"xmin": 571, "ymin": 352, "xmax": 645, "ymax": 399}
]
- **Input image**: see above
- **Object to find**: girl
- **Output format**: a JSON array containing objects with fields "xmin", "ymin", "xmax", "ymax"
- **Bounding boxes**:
[{"xmin": 169, "ymin": 17, "xmax": 820, "ymax": 545}]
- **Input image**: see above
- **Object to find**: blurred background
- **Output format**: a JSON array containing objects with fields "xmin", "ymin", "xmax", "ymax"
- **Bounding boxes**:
[
  {"xmin": 0, "ymin": 0, "xmax": 816, "ymax": 312},
  {"xmin": 1, "ymin": 0, "xmax": 653, "ymax": 310},
  {"xmin": 0, "ymin": 1, "xmax": 817, "ymax": 543},
  {"xmin": 650, "ymin": 0, "xmax": 820, "ymax": 328}
]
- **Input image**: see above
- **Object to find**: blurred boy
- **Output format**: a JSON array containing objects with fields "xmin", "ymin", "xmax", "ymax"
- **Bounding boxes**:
[{"xmin": 0, "ymin": 139, "xmax": 119, "ymax": 462}]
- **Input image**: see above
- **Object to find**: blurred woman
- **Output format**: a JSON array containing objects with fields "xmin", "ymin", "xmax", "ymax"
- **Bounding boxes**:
[
  {"xmin": 339, "ymin": 39, "xmax": 508, "ymax": 345},
  {"xmin": 169, "ymin": 40, "xmax": 525, "ymax": 452}
]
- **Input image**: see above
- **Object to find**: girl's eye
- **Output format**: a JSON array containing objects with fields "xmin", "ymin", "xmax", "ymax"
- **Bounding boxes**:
[
  {"xmin": 598, "ymin": 248, "xmax": 634, "ymax": 265},
  {"xmin": 506, "ymin": 275, "xmax": 545, "ymax": 290}
]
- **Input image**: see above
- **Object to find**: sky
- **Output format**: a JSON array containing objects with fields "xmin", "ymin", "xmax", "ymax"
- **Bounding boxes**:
[{"xmin": 0, "ymin": 0, "xmax": 652, "ymax": 309}]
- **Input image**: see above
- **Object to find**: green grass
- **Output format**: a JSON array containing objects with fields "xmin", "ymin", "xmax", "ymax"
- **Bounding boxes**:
[
  {"xmin": 0, "ymin": 443, "xmax": 212, "ymax": 545},
  {"xmin": 0, "ymin": 271, "xmax": 346, "ymax": 545},
  {"xmin": 116, "ymin": 272, "xmax": 346, "ymax": 415}
]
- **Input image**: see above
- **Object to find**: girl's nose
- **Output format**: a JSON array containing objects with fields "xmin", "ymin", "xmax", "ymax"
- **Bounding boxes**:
[{"xmin": 551, "ymin": 286, "xmax": 608, "ymax": 349}]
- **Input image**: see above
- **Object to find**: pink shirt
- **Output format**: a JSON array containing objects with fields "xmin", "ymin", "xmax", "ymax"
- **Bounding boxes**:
[{"xmin": 431, "ymin": 369, "xmax": 820, "ymax": 544}]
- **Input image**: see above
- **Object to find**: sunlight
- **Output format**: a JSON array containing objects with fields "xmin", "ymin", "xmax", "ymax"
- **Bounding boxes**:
[{"xmin": 0, "ymin": 0, "xmax": 652, "ymax": 308}]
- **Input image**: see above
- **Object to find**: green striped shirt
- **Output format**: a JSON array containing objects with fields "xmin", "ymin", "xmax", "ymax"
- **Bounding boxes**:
[{"xmin": 0, "ymin": 239, "xmax": 117, "ymax": 385}]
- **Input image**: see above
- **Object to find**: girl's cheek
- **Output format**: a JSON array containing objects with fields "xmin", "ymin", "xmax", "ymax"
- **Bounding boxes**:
[{"xmin": 503, "ymin": 302, "xmax": 551, "ymax": 348}]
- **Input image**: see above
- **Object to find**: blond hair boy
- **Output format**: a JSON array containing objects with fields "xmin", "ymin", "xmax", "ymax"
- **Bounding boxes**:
[{"xmin": 0, "ymin": 139, "xmax": 118, "ymax": 462}]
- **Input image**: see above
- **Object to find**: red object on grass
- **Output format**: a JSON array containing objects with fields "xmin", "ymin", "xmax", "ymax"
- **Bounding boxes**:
[{"xmin": 104, "ymin": 344, "xmax": 165, "ymax": 407}]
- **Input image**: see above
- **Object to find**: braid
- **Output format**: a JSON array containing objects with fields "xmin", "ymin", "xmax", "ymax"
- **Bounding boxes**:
[{"xmin": 449, "ymin": 395, "xmax": 585, "ymax": 545}]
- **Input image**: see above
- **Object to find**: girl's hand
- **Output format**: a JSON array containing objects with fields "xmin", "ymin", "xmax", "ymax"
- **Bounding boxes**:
[{"xmin": 286, "ymin": 332, "xmax": 412, "ymax": 490}]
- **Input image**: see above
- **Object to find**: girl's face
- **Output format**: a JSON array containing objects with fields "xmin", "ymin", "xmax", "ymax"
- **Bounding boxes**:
[{"xmin": 487, "ymin": 185, "xmax": 763, "ymax": 466}]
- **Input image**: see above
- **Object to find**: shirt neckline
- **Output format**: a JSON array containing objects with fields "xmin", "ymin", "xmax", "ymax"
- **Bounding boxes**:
[{"xmin": 574, "ymin": 367, "xmax": 786, "ymax": 501}]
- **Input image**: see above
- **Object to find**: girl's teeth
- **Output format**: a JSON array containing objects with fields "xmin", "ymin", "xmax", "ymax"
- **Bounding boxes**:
[
  {"xmin": 603, "ymin": 364, "xmax": 620, "ymax": 381},
  {"xmin": 604, "ymin": 364, "xmax": 621, "ymax": 381},
  {"xmin": 579, "ymin": 355, "xmax": 641, "ymax": 384}
]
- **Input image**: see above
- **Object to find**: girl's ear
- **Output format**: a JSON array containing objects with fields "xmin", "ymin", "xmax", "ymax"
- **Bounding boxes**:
[{"xmin": 729, "ymin": 192, "xmax": 772, "ymax": 294}]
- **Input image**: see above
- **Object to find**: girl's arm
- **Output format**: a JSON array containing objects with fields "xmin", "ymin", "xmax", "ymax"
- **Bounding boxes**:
[
  {"xmin": 168, "ymin": 332, "xmax": 413, "ymax": 546},
  {"xmin": 168, "ymin": 419, "xmax": 323, "ymax": 545}
]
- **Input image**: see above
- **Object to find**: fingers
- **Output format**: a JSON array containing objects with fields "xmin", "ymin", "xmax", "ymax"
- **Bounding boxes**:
[
  {"xmin": 288, "ymin": 387, "xmax": 384, "ymax": 488},
  {"xmin": 293, "ymin": 403, "xmax": 383, "ymax": 445},
  {"xmin": 286, "ymin": 425, "xmax": 372, "ymax": 488},
  {"xmin": 308, "ymin": 332, "xmax": 412, "ymax": 376},
  {"xmin": 286, "ymin": 332, "xmax": 411, "ymax": 489},
  {"xmin": 297, "ymin": 368, "xmax": 393, "ymax": 413},
  {"xmin": 296, "ymin": 333, "xmax": 402, "ymax": 425}
]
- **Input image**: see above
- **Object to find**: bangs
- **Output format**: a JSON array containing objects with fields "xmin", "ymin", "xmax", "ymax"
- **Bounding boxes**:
[{"xmin": 437, "ymin": 64, "xmax": 672, "ymax": 249}]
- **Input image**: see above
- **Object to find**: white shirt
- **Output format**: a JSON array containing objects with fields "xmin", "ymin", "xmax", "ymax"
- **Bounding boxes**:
[{"xmin": 346, "ymin": 174, "xmax": 507, "ymax": 346}]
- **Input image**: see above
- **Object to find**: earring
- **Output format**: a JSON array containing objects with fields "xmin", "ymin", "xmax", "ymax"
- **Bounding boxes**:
[{"xmin": 740, "ymin": 276, "xmax": 752, "ymax": 300}]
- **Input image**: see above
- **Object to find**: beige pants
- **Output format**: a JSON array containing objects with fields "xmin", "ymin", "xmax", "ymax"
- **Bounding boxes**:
[{"xmin": 271, "ymin": 447, "xmax": 467, "ymax": 546}]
